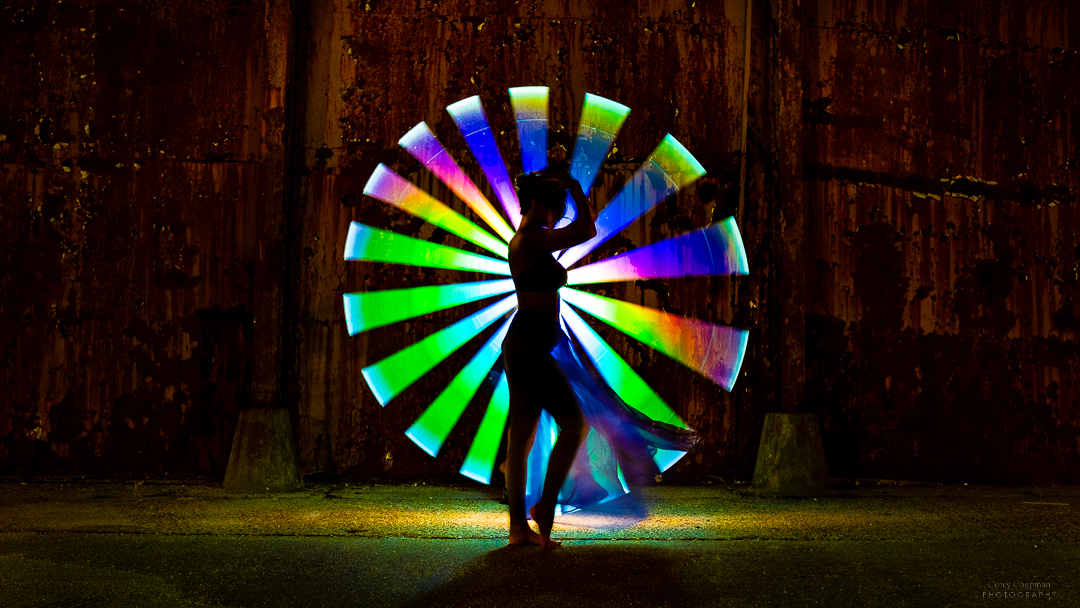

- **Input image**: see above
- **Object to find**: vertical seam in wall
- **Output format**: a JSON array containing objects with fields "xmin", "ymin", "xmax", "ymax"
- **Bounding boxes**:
[
  {"xmin": 281, "ymin": 0, "xmax": 305, "ymax": 416},
  {"xmin": 738, "ymin": 0, "xmax": 754, "ymax": 224}
]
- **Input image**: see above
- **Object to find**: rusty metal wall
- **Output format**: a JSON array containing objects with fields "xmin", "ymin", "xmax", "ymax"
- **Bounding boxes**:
[
  {"xmin": 3, "ymin": 0, "xmax": 1077, "ymax": 483},
  {"xmin": 797, "ymin": 0, "xmax": 1080, "ymax": 481},
  {"xmin": 0, "ymin": 0, "xmax": 292, "ymax": 474}
]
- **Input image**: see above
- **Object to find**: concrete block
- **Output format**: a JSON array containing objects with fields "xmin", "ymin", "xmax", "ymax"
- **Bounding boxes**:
[
  {"xmin": 752, "ymin": 413, "xmax": 829, "ymax": 495},
  {"xmin": 223, "ymin": 408, "xmax": 302, "ymax": 492}
]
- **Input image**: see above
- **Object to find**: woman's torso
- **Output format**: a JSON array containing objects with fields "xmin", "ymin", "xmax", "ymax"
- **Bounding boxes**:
[{"xmin": 509, "ymin": 230, "xmax": 567, "ymax": 320}]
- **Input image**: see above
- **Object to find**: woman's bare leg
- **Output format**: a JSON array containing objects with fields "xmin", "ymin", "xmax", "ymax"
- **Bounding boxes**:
[
  {"xmin": 506, "ymin": 393, "xmax": 542, "ymax": 545},
  {"xmin": 530, "ymin": 406, "xmax": 588, "ymax": 548}
]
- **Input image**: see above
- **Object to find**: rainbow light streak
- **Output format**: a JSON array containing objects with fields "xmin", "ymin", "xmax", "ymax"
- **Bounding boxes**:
[
  {"xmin": 508, "ymin": 86, "xmax": 549, "ymax": 174},
  {"xmin": 559, "ymin": 305, "xmax": 687, "ymax": 429},
  {"xmin": 459, "ymin": 372, "xmax": 510, "ymax": 484},
  {"xmin": 344, "ymin": 222, "xmax": 510, "ymax": 276},
  {"xmin": 405, "ymin": 314, "xmax": 515, "ymax": 457},
  {"xmin": 361, "ymin": 294, "xmax": 518, "ymax": 406},
  {"xmin": 561, "ymin": 288, "xmax": 748, "ymax": 392},
  {"xmin": 363, "ymin": 164, "xmax": 508, "ymax": 259},
  {"xmin": 446, "ymin": 96, "xmax": 523, "ymax": 230},
  {"xmin": 399, "ymin": 123, "xmax": 516, "ymax": 243},
  {"xmin": 343, "ymin": 279, "xmax": 513, "ymax": 336},
  {"xmin": 566, "ymin": 218, "xmax": 749, "ymax": 285},
  {"xmin": 559, "ymin": 134, "xmax": 707, "ymax": 268}
]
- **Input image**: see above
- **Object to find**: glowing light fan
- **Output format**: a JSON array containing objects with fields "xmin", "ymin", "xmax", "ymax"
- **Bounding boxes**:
[{"xmin": 344, "ymin": 87, "xmax": 750, "ymax": 486}]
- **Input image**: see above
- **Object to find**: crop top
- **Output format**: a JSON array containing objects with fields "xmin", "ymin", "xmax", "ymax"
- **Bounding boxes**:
[{"xmin": 512, "ymin": 251, "xmax": 567, "ymax": 292}]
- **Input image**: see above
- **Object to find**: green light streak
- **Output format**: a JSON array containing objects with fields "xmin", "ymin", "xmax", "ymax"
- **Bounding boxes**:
[
  {"xmin": 344, "ymin": 222, "xmax": 510, "ymax": 275},
  {"xmin": 459, "ymin": 372, "xmax": 510, "ymax": 484},
  {"xmin": 578, "ymin": 94, "xmax": 630, "ymax": 137},
  {"xmin": 405, "ymin": 315, "xmax": 514, "ymax": 457},
  {"xmin": 361, "ymin": 295, "xmax": 518, "ymax": 406},
  {"xmin": 343, "ymin": 279, "xmax": 513, "ymax": 336},
  {"xmin": 651, "ymin": 134, "xmax": 706, "ymax": 188},
  {"xmin": 559, "ymin": 305, "xmax": 686, "ymax": 428}
]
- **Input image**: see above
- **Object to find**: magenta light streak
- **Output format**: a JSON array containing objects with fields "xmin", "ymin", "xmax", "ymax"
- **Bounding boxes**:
[
  {"xmin": 566, "ymin": 218, "xmax": 749, "ymax": 285},
  {"xmin": 447, "ymin": 96, "xmax": 522, "ymax": 229},
  {"xmin": 399, "ymin": 122, "xmax": 516, "ymax": 242}
]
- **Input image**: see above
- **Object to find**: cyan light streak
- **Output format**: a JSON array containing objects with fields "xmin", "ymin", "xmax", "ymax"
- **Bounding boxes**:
[
  {"xmin": 447, "ymin": 96, "xmax": 522, "ymax": 230},
  {"xmin": 361, "ymin": 294, "xmax": 518, "ymax": 406},
  {"xmin": 509, "ymin": 86, "xmax": 548, "ymax": 174},
  {"xmin": 566, "ymin": 218, "xmax": 749, "ymax": 285},
  {"xmin": 559, "ymin": 304, "xmax": 687, "ymax": 428},
  {"xmin": 652, "ymin": 448, "xmax": 687, "ymax": 473},
  {"xmin": 405, "ymin": 314, "xmax": 515, "ymax": 457},
  {"xmin": 343, "ymin": 279, "xmax": 514, "ymax": 336},
  {"xmin": 344, "ymin": 222, "xmax": 510, "ymax": 276},
  {"xmin": 363, "ymin": 164, "xmax": 508, "ymax": 259},
  {"xmin": 561, "ymin": 288, "xmax": 748, "ymax": 392},
  {"xmin": 459, "ymin": 371, "xmax": 510, "ymax": 484},
  {"xmin": 399, "ymin": 123, "xmax": 516, "ymax": 243},
  {"xmin": 559, "ymin": 134, "xmax": 706, "ymax": 268}
]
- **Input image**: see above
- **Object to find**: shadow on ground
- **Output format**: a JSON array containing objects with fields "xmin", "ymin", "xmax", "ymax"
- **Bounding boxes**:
[{"xmin": 409, "ymin": 543, "xmax": 689, "ymax": 608}]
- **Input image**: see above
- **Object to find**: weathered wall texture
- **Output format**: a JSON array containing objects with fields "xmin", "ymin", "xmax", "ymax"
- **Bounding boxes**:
[
  {"xmin": 0, "ymin": 0, "xmax": 292, "ymax": 474},
  {"xmin": 3, "ymin": 0, "xmax": 1077, "ymax": 484},
  {"xmin": 796, "ymin": 0, "xmax": 1080, "ymax": 482}
]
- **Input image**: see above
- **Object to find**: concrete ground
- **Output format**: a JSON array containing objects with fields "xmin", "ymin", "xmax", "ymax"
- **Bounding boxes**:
[{"xmin": 0, "ymin": 480, "xmax": 1074, "ymax": 607}]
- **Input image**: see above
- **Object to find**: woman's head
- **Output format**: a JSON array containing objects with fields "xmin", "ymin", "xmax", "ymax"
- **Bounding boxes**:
[{"xmin": 516, "ymin": 171, "xmax": 567, "ymax": 218}]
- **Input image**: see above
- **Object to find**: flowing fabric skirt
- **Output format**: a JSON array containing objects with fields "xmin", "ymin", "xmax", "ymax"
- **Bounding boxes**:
[{"xmin": 502, "ymin": 309, "xmax": 697, "ymax": 513}]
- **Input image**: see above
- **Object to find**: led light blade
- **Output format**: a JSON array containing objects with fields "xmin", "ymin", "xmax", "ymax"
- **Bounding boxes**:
[
  {"xmin": 447, "ymin": 96, "xmax": 522, "ymax": 230},
  {"xmin": 363, "ymin": 164, "xmax": 508, "ymax": 258},
  {"xmin": 459, "ymin": 372, "xmax": 510, "ymax": 484},
  {"xmin": 566, "ymin": 218, "xmax": 749, "ymax": 285},
  {"xmin": 561, "ymin": 288, "xmax": 748, "ymax": 391},
  {"xmin": 405, "ymin": 314, "xmax": 515, "ymax": 457},
  {"xmin": 569, "ymin": 94, "xmax": 630, "ymax": 195},
  {"xmin": 553, "ymin": 94, "xmax": 630, "ymax": 228},
  {"xmin": 509, "ymin": 86, "xmax": 548, "ymax": 174},
  {"xmin": 343, "ymin": 279, "xmax": 514, "ymax": 336},
  {"xmin": 361, "ymin": 295, "xmax": 518, "ymax": 406},
  {"xmin": 345, "ymin": 222, "xmax": 510, "ymax": 275},
  {"xmin": 560, "ymin": 305, "xmax": 686, "ymax": 428},
  {"xmin": 652, "ymin": 448, "xmax": 687, "ymax": 473},
  {"xmin": 559, "ymin": 134, "xmax": 706, "ymax": 268},
  {"xmin": 399, "ymin": 123, "xmax": 516, "ymax": 242}
]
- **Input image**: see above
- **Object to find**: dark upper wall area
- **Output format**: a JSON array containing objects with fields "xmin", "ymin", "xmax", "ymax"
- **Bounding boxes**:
[{"xmin": 2, "ymin": 0, "xmax": 1077, "ymax": 484}]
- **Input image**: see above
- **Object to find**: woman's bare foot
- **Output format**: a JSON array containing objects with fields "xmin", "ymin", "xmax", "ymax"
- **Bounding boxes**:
[
  {"xmin": 508, "ymin": 524, "xmax": 543, "ymax": 546},
  {"xmin": 529, "ymin": 503, "xmax": 562, "ymax": 549}
]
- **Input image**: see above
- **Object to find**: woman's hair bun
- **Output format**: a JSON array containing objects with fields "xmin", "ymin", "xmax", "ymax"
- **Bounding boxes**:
[{"xmin": 515, "ymin": 171, "xmax": 564, "ymax": 214}]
